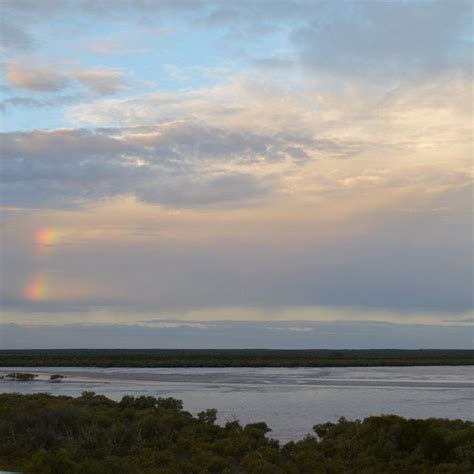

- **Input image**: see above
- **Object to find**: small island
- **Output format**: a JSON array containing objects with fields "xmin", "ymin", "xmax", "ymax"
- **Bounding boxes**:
[
  {"xmin": 5, "ymin": 372, "xmax": 37, "ymax": 382},
  {"xmin": 49, "ymin": 374, "xmax": 66, "ymax": 383}
]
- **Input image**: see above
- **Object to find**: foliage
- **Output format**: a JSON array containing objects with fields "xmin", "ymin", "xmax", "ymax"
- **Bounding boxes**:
[
  {"xmin": 0, "ymin": 393, "xmax": 472, "ymax": 473},
  {"xmin": 0, "ymin": 349, "xmax": 473, "ymax": 368},
  {"xmin": 49, "ymin": 374, "xmax": 66, "ymax": 382},
  {"xmin": 5, "ymin": 372, "xmax": 37, "ymax": 381}
]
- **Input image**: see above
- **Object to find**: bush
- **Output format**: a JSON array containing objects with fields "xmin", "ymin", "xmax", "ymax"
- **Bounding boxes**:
[
  {"xmin": 49, "ymin": 374, "xmax": 66, "ymax": 382},
  {"xmin": 0, "ymin": 393, "xmax": 472, "ymax": 473},
  {"xmin": 5, "ymin": 372, "xmax": 37, "ymax": 381}
]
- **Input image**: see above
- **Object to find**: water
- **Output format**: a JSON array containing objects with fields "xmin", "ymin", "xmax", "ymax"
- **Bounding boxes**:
[{"xmin": 1, "ymin": 366, "xmax": 472, "ymax": 442}]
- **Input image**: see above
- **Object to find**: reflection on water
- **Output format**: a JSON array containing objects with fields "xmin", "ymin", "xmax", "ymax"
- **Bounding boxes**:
[{"xmin": 1, "ymin": 366, "xmax": 473, "ymax": 442}]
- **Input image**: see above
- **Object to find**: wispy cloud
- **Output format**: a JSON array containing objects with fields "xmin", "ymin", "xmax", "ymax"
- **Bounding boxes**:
[
  {"xmin": 72, "ymin": 67, "xmax": 128, "ymax": 95},
  {"xmin": 5, "ymin": 60, "xmax": 70, "ymax": 92},
  {"xmin": 4, "ymin": 60, "xmax": 127, "ymax": 96}
]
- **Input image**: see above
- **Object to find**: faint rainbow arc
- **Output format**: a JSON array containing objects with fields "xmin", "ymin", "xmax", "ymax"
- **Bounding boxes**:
[
  {"xmin": 24, "ymin": 227, "xmax": 65, "ymax": 301},
  {"xmin": 24, "ymin": 272, "xmax": 49, "ymax": 301},
  {"xmin": 35, "ymin": 228, "xmax": 63, "ymax": 246}
]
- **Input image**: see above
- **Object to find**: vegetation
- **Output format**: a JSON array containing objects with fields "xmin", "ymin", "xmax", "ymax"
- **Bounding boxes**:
[
  {"xmin": 5, "ymin": 372, "xmax": 37, "ymax": 381},
  {"xmin": 0, "ymin": 393, "xmax": 472, "ymax": 473},
  {"xmin": 49, "ymin": 374, "xmax": 66, "ymax": 383},
  {"xmin": 0, "ymin": 349, "xmax": 473, "ymax": 368}
]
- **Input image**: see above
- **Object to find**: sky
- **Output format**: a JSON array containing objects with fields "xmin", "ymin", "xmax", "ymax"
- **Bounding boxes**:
[{"xmin": 0, "ymin": 0, "xmax": 473, "ymax": 349}]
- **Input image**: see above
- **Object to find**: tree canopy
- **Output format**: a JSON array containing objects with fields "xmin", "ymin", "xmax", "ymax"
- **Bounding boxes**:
[{"xmin": 0, "ymin": 393, "xmax": 472, "ymax": 473}]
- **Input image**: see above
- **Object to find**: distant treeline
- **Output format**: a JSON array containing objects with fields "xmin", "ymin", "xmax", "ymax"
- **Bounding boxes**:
[
  {"xmin": 0, "ymin": 393, "xmax": 473, "ymax": 473},
  {"xmin": 0, "ymin": 349, "xmax": 473, "ymax": 367}
]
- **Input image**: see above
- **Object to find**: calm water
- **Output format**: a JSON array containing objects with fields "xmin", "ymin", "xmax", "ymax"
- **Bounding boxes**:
[{"xmin": 1, "ymin": 366, "xmax": 472, "ymax": 442}]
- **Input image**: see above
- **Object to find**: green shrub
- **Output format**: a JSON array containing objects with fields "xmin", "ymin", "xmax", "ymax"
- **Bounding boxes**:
[
  {"xmin": 5, "ymin": 372, "xmax": 37, "ymax": 381},
  {"xmin": 49, "ymin": 374, "xmax": 66, "ymax": 382},
  {"xmin": 0, "ymin": 393, "xmax": 472, "ymax": 473}
]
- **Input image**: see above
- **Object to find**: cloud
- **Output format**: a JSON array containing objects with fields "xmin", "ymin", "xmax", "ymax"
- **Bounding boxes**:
[
  {"xmin": 0, "ymin": 124, "xmax": 284, "ymax": 208},
  {"xmin": 0, "ymin": 1, "xmax": 70, "ymax": 53},
  {"xmin": 1, "ymin": 128, "xmax": 144, "ymax": 207},
  {"xmin": 1, "ymin": 1, "xmax": 472, "ymax": 330},
  {"xmin": 81, "ymin": 28, "xmax": 167, "ymax": 56},
  {"xmin": 443, "ymin": 318, "xmax": 473, "ymax": 324},
  {"xmin": 0, "ymin": 95, "xmax": 79, "ymax": 111},
  {"xmin": 83, "ymin": 40, "xmax": 150, "ymax": 57},
  {"xmin": 0, "ymin": 0, "xmax": 198, "ymax": 57},
  {"xmin": 137, "ymin": 173, "xmax": 271, "ymax": 208},
  {"xmin": 4, "ymin": 60, "xmax": 126, "ymax": 96},
  {"xmin": 195, "ymin": 1, "xmax": 472, "ymax": 80},
  {"xmin": 1, "ymin": 320, "xmax": 472, "ymax": 349},
  {"xmin": 137, "ymin": 321, "xmax": 213, "ymax": 329},
  {"xmin": 291, "ymin": 1, "xmax": 472, "ymax": 77},
  {"xmin": 5, "ymin": 61, "xmax": 70, "ymax": 92},
  {"xmin": 66, "ymin": 72, "xmax": 471, "ymax": 153},
  {"xmin": 1, "ymin": 181, "xmax": 472, "ymax": 316},
  {"xmin": 271, "ymin": 326, "xmax": 314, "ymax": 333},
  {"xmin": 72, "ymin": 67, "xmax": 127, "ymax": 95},
  {"xmin": 2, "ymin": 1, "xmax": 471, "ymax": 82},
  {"xmin": 0, "ymin": 21, "xmax": 35, "ymax": 51},
  {"xmin": 2, "ymin": 68, "xmax": 472, "ymax": 211},
  {"xmin": 66, "ymin": 75, "xmax": 318, "ymax": 131}
]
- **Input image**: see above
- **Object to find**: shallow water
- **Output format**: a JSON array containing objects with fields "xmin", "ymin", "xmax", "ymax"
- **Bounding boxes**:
[{"xmin": 1, "ymin": 366, "xmax": 472, "ymax": 442}]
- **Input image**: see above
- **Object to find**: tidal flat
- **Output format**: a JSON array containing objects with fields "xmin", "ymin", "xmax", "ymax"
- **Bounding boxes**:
[{"xmin": 1, "ymin": 365, "xmax": 472, "ymax": 442}]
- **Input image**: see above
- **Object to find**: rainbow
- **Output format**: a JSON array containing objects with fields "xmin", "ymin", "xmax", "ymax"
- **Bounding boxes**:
[
  {"xmin": 35, "ymin": 228, "xmax": 63, "ymax": 246},
  {"xmin": 24, "ymin": 272, "xmax": 48, "ymax": 301},
  {"xmin": 24, "ymin": 228, "xmax": 65, "ymax": 300}
]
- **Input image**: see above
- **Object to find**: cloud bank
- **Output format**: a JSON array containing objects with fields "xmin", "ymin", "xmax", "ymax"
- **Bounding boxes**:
[{"xmin": 0, "ymin": 0, "xmax": 472, "ymax": 347}]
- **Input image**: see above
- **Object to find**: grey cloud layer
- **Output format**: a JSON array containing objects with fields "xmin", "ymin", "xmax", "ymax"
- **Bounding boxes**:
[
  {"xmin": 291, "ymin": 1, "xmax": 472, "ymax": 77},
  {"xmin": 187, "ymin": 1, "xmax": 473, "ymax": 78},
  {"xmin": 0, "ymin": 21, "xmax": 35, "ymax": 52},
  {"xmin": 1, "ymin": 321, "xmax": 471, "ymax": 349},
  {"xmin": 1, "ymin": 124, "xmax": 316, "ymax": 208},
  {"xmin": 2, "ymin": 183, "xmax": 472, "ymax": 315},
  {"xmin": 1, "ymin": 0, "xmax": 77, "ymax": 52}
]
